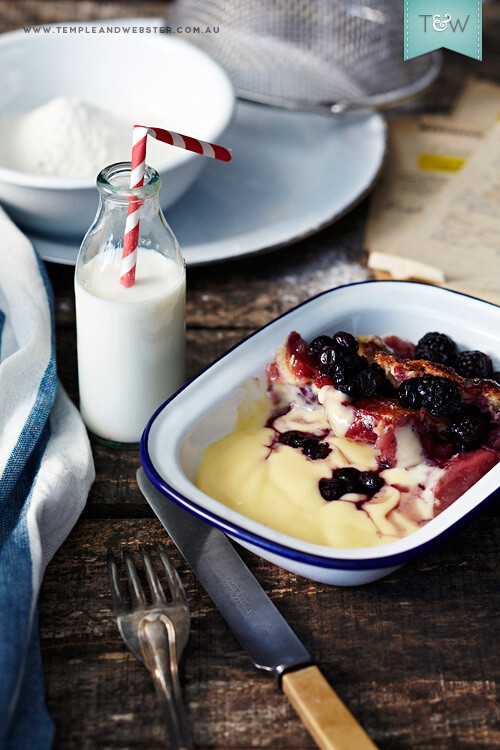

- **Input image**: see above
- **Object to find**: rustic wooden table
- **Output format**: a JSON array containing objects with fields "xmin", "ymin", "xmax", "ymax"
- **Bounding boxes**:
[{"xmin": 2, "ymin": 2, "xmax": 499, "ymax": 749}]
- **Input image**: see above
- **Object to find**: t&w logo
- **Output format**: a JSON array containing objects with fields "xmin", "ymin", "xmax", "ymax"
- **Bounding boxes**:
[
  {"xmin": 404, "ymin": 1, "xmax": 481, "ymax": 61},
  {"xmin": 420, "ymin": 13, "xmax": 470, "ymax": 33}
]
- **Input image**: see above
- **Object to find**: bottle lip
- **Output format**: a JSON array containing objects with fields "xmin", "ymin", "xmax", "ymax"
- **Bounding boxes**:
[{"xmin": 96, "ymin": 162, "xmax": 161, "ymax": 200}]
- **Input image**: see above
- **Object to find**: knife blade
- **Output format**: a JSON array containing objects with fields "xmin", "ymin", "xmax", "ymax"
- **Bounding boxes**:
[{"xmin": 137, "ymin": 468, "xmax": 378, "ymax": 750}]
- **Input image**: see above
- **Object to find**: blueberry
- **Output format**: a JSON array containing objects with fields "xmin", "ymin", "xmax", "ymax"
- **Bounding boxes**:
[
  {"xmin": 278, "ymin": 431, "xmax": 331, "ymax": 460},
  {"xmin": 358, "ymin": 472, "xmax": 385, "ymax": 494},
  {"xmin": 358, "ymin": 362, "xmax": 391, "ymax": 397},
  {"xmin": 319, "ymin": 467, "xmax": 385, "ymax": 501},
  {"xmin": 308, "ymin": 335, "xmax": 334, "ymax": 361},
  {"xmin": 318, "ymin": 346, "xmax": 340, "ymax": 372},
  {"xmin": 332, "ymin": 379, "xmax": 359, "ymax": 397},
  {"xmin": 456, "ymin": 350, "xmax": 494, "ymax": 379},
  {"xmin": 319, "ymin": 477, "xmax": 347, "ymax": 501},
  {"xmin": 302, "ymin": 439, "xmax": 332, "ymax": 460},
  {"xmin": 333, "ymin": 467, "xmax": 361, "ymax": 492},
  {"xmin": 415, "ymin": 332, "xmax": 457, "ymax": 367},
  {"xmin": 278, "ymin": 431, "xmax": 308, "ymax": 448},
  {"xmin": 444, "ymin": 408, "xmax": 490, "ymax": 452},
  {"xmin": 330, "ymin": 355, "xmax": 364, "ymax": 396},
  {"xmin": 398, "ymin": 378, "xmax": 424, "ymax": 410},
  {"xmin": 332, "ymin": 331, "xmax": 359, "ymax": 354}
]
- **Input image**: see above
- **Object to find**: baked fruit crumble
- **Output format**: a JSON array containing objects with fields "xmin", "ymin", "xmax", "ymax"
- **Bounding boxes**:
[{"xmin": 196, "ymin": 330, "xmax": 499, "ymax": 548}]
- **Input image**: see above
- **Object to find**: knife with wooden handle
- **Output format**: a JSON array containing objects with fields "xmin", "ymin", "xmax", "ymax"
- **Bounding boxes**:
[{"xmin": 137, "ymin": 468, "xmax": 378, "ymax": 750}]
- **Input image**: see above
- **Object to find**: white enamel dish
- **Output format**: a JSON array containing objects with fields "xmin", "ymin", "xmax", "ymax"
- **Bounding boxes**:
[{"xmin": 141, "ymin": 281, "xmax": 500, "ymax": 585}]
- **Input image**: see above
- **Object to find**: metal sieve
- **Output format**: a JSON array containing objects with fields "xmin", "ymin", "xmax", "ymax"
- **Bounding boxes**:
[{"xmin": 168, "ymin": 0, "xmax": 441, "ymax": 113}]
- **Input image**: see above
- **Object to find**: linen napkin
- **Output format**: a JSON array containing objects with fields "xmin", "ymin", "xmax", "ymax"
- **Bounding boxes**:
[{"xmin": 0, "ymin": 207, "xmax": 95, "ymax": 750}]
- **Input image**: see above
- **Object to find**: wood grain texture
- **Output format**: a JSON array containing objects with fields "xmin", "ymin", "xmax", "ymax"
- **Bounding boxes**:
[
  {"xmin": 38, "ymin": 516, "xmax": 500, "ymax": 749},
  {"xmin": 2, "ymin": 1, "xmax": 499, "ymax": 748}
]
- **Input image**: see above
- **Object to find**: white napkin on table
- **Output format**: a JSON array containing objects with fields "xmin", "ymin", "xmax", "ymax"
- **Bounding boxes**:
[{"xmin": 0, "ymin": 206, "xmax": 95, "ymax": 750}]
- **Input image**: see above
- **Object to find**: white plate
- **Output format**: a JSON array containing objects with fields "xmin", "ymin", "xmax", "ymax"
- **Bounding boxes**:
[
  {"xmin": 141, "ymin": 281, "xmax": 500, "ymax": 585},
  {"xmin": 31, "ymin": 101, "xmax": 386, "ymax": 266}
]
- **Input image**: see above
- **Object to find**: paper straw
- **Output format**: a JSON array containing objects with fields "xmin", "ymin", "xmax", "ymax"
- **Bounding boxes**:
[{"xmin": 120, "ymin": 126, "xmax": 232, "ymax": 288}]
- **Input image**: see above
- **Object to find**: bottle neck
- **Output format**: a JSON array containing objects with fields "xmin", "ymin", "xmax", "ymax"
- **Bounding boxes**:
[
  {"xmin": 96, "ymin": 162, "xmax": 162, "ymax": 206},
  {"xmin": 76, "ymin": 159, "xmax": 183, "ymax": 271}
]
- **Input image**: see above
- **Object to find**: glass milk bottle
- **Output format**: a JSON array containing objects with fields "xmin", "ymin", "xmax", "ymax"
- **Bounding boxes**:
[{"xmin": 75, "ymin": 162, "xmax": 186, "ymax": 446}]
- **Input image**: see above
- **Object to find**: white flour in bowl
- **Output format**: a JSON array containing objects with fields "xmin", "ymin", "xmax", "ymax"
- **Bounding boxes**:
[{"xmin": 0, "ymin": 97, "xmax": 137, "ymax": 177}]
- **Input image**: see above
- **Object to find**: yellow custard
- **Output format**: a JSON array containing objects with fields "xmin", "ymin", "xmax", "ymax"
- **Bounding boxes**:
[{"xmin": 196, "ymin": 382, "xmax": 441, "ymax": 548}]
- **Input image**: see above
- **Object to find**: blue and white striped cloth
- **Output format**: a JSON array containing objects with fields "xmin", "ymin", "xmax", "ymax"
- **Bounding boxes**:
[{"xmin": 0, "ymin": 207, "xmax": 95, "ymax": 749}]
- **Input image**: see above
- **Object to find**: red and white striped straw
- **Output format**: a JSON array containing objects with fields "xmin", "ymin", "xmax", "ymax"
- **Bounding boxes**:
[{"xmin": 120, "ymin": 126, "xmax": 232, "ymax": 288}]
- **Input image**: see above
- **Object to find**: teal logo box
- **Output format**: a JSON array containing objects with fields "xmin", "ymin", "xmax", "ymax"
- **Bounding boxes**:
[{"xmin": 405, "ymin": 0, "xmax": 482, "ymax": 61}]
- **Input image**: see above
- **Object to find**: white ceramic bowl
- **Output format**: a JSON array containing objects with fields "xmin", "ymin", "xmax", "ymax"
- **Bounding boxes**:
[
  {"xmin": 141, "ymin": 281, "xmax": 500, "ymax": 586},
  {"xmin": 0, "ymin": 21, "xmax": 234, "ymax": 238}
]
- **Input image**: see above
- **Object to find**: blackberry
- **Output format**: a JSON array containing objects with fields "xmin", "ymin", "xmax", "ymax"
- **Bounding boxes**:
[
  {"xmin": 302, "ymin": 440, "xmax": 332, "ymax": 460},
  {"xmin": 492, "ymin": 372, "xmax": 500, "ymax": 385},
  {"xmin": 358, "ymin": 362, "xmax": 391, "ymax": 397},
  {"xmin": 420, "ymin": 376, "xmax": 461, "ymax": 416},
  {"xmin": 358, "ymin": 471, "xmax": 385, "ymax": 494},
  {"xmin": 398, "ymin": 375, "xmax": 460, "ymax": 416},
  {"xmin": 456, "ymin": 350, "xmax": 494, "ymax": 379},
  {"xmin": 415, "ymin": 332, "xmax": 457, "ymax": 367},
  {"xmin": 332, "ymin": 331, "xmax": 359, "ymax": 354},
  {"xmin": 444, "ymin": 409, "xmax": 490, "ymax": 453},
  {"xmin": 308, "ymin": 335, "xmax": 334, "ymax": 361}
]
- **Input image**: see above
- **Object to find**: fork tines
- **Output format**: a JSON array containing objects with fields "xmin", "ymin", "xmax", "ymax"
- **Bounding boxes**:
[{"xmin": 107, "ymin": 543, "xmax": 188, "ymax": 611}]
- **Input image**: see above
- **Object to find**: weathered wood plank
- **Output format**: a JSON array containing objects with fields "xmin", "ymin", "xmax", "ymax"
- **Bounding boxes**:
[{"xmin": 39, "ymin": 518, "xmax": 500, "ymax": 749}]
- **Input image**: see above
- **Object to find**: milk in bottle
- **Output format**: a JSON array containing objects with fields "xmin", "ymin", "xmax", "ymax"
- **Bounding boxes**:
[{"xmin": 74, "ymin": 162, "xmax": 186, "ymax": 445}]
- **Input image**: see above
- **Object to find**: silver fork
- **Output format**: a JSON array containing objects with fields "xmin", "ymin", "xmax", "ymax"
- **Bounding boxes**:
[{"xmin": 107, "ymin": 543, "xmax": 193, "ymax": 750}]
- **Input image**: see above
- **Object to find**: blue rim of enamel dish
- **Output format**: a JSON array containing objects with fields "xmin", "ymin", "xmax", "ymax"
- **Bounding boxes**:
[{"xmin": 141, "ymin": 280, "xmax": 500, "ymax": 571}]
